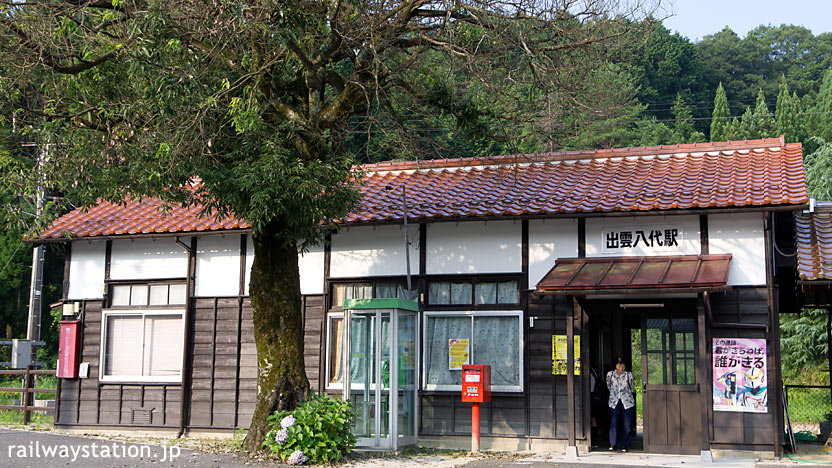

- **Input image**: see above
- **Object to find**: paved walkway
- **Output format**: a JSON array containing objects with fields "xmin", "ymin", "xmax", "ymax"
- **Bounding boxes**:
[{"xmin": 1, "ymin": 427, "xmax": 831, "ymax": 468}]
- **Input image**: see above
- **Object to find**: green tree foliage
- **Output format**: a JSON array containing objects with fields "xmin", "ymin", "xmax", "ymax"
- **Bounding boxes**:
[
  {"xmin": 781, "ymin": 309, "xmax": 829, "ymax": 383},
  {"xmin": 698, "ymin": 25, "xmax": 831, "ymax": 112},
  {"xmin": 751, "ymin": 88, "xmax": 775, "ymax": 138},
  {"xmin": 710, "ymin": 83, "xmax": 732, "ymax": 141},
  {"xmin": 0, "ymin": 0, "xmax": 659, "ymax": 450},
  {"xmin": 670, "ymin": 93, "xmax": 705, "ymax": 143},
  {"xmin": 632, "ymin": 22, "xmax": 710, "ymax": 124},
  {"xmin": 811, "ymin": 68, "xmax": 832, "ymax": 144},
  {"xmin": 775, "ymin": 81, "xmax": 803, "ymax": 143},
  {"xmin": 805, "ymin": 137, "xmax": 832, "ymax": 201}
]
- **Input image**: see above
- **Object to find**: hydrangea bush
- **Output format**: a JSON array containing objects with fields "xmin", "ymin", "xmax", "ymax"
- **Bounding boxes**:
[{"xmin": 263, "ymin": 394, "xmax": 356, "ymax": 465}]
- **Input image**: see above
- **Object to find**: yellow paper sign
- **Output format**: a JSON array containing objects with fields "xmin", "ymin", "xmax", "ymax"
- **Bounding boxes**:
[
  {"xmin": 448, "ymin": 339, "xmax": 470, "ymax": 370},
  {"xmin": 552, "ymin": 335, "xmax": 580, "ymax": 375}
]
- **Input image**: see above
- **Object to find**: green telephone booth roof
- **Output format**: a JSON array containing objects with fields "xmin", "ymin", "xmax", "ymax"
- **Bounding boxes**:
[{"xmin": 343, "ymin": 298, "xmax": 419, "ymax": 312}]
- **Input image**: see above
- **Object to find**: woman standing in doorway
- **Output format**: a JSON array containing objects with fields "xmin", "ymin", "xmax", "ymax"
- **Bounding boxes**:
[{"xmin": 606, "ymin": 356, "xmax": 635, "ymax": 452}]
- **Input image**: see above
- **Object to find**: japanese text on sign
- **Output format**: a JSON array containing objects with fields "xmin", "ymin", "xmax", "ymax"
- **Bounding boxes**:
[
  {"xmin": 601, "ymin": 226, "xmax": 682, "ymax": 253},
  {"xmin": 552, "ymin": 335, "xmax": 580, "ymax": 375},
  {"xmin": 449, "ymin": 339, "xmax": 470, "ymax": 370},
  {"xmin": 712, "ymin": 338, "xmax": 768, "ymax": 413}
]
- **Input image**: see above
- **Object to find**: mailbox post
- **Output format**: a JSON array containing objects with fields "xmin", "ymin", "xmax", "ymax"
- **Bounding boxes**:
[{"xmin": 461, "ymin": 364, "xmax": 491, "ymax": 452}]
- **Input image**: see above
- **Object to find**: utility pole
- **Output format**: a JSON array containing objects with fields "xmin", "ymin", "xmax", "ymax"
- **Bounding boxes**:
[{"xmin": 25, "ymin": 142, "xmax": 46, "ymax": 341}]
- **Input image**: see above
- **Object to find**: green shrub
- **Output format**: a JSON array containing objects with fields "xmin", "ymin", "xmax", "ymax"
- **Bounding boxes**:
[{"xmin": 262, "ymin": 394, "xmax": 356, "ymax": 465}]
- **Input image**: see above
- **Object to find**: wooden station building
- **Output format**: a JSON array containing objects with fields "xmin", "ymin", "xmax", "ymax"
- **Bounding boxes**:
[{"xmin": 41, "ymin": 137, "xmax": 808, "ymax": 458}]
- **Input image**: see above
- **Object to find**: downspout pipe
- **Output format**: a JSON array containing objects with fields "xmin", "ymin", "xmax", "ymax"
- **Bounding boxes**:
[{"xmin": 176, "ymin": 236, "xmax": 196, "ymax": 438}]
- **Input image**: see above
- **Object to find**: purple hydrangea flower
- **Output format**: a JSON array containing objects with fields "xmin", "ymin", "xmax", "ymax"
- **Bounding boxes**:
[
  {"xmin": 287, "ymin": 450, "xmax": 307, "ymax": 465},
  {"xmin": 275, "ymin": 428, "xmax": 289, "ymax": 444},
  {"xmin": 280, "ymin": 415, "xmax": 296, "ymax": 429}
]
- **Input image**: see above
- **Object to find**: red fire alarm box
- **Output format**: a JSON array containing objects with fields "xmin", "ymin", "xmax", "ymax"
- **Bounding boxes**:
[
  {"xmin": 461, "ymin": 364, "xmax": 491, "ymax": 403},
  {"xmin": 57, "ymin": 320, "xmax": 81, "ymax": 378}
]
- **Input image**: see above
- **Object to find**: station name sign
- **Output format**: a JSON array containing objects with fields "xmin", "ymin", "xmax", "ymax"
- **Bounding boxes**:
[{"xmin": 601, "ymin": 225, "xmax": 683, "ymax": 254}]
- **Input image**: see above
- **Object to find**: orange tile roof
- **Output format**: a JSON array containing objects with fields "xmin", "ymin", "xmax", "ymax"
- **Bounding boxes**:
[
  {"xmin": 40, "ymin": 137, "xmax": 808, "ymax": 240},
  {"xmin": 41, "ymin": 198, "xmax": 247, "ymax": 239},
  {"xmin": 795, "ymin": 204, "xmax": 832, "ymax": 281}
]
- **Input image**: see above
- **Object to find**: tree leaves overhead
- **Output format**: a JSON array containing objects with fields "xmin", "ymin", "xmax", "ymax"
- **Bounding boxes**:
[{"xmin": 0, "ymin": 0, "xmax": 660, "ymax": 242}]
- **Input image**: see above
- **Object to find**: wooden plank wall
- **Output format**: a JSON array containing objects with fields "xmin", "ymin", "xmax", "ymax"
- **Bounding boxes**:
[
  {"xmin": 302, "ymin": 295, "xmax": 325, "ymax": 392},
  {"xmin": 709, "ymin": 287, "xmax": 775, "ymax": 450},
  {"xmin": 187, "ymin": 297, "xmax": 257, "ymax": 429},
  {"xmin": 57, "ymin": 295, "xmax": 324, "ymax": 431}
]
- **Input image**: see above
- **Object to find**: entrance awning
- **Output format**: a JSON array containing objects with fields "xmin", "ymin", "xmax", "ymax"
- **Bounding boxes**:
[{"xmin": 536, "ymin": 254, "xmax": 732, "ymax": 295}]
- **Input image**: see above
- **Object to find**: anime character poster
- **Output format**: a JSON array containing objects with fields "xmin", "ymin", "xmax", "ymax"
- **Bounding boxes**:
[{"xmin": 712, "ymin": 338, "xmax": 767, "ymax": 413}]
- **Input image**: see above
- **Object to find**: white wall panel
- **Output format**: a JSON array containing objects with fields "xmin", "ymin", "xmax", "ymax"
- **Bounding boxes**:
[
  {"xmin": 708, "ymin": 212, "xmax": 766, "ymax": 286},
  {"xmin": 244, "ymin": 236, "xmax": 254, "ymax": 295},
  {"xmin": 299, "ymin": 244, "xmax": 325, "ymax": 295},
  {"xmin": 528, "ymin": 219, "xmax": 579, "ymax": 289},
  {"xmin": 585, "ymin": 215, "xmax": 700, "ymax": 257},
  {"xmin": 330, "ymin": 225, "xmax": 420, "ymax": 278},
  {"xmin": 67, "ymin": 241, "xmax": 106, "ymax": 299},
  {"xmin": 195, "ymin": 235, "xmax": 241, "ymax": 297},
  {"xmin": 109, "ymin": 238, "xmax": 188, "ymax": 280},
  {"xmin": 426, "ymin": 221, "xmax": 521, "ymax": 274}
]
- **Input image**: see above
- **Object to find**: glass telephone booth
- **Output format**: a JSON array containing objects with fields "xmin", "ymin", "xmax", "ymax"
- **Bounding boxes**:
[{"xmin": 342, "ymin": 298, "xmax": 418, "ymax": 450}]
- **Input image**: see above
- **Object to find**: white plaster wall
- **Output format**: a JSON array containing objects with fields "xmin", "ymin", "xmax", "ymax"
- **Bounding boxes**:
[
  {"xmin": 426, "ymin": 221, "xmax": 521, "ymax": 274},
  {"xmin": 244, "ymin": 236, "xmax": 254, "ymax": 295},
  {"xmin": 708, "ymin": 212, "xmax": 766, "ymax": 286},
  {"xmin": 195, "ymin": 234, "xmax": 241, "ymax": 297},
  {"xmin": 299, "ymin": 244, "xmax": 325, "ymax": 295},
  {"xmin": 67, "ymin": 241, "xmax": 106, "ymax": 299},
  {"xmin": 585, "ymin": 215, "xmax": 700, "ymax": 257},
  {"xmin": 109, "ymin": 238, "xmax": 188, "ymax": 280},
  {"xmin": 528, "ymin": 219, "xmax": 579, "ymax": 289},
  {"xmin": 330, "ymin": 225, "xmax": 420, "ymax": 278}
]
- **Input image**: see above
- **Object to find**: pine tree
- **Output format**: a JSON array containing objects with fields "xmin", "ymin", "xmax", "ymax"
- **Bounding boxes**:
[
  {"xmin": 710, "ymin": 82, "xmax": 731, "ymax": 141},
  {"xmin": 752, "ymin": 88, "xmax": 775, "ymax": 138},
  {"xmin": 791, "ymin": 91, "xmax": 805, "ymax": 143},
  {"xmin": 739, "ymin": 107, "xmax": 754, "ymax": 139},
  {"xmin": 670, "ymin": 93, "xmax": 705, "ymax": 143},
  {"xmin": 775, "ymin": 81, "xmax": 790, "ymax": 138},
  {"xmin": 813, "ymin": 67, "xmax": 832, "ymax": 142}
]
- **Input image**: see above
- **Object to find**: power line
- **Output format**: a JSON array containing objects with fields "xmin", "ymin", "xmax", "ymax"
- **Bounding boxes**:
[
  {"xmin": 0, "ymin": 241, "xmax": 25, "ymax": 278},
  {"xmin": 348, "ymin": 109, "xmax": 832, "ymax": 134}
]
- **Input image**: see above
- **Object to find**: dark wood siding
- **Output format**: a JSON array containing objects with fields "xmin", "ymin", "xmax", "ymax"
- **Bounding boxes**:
[
  {"xmin": 302, "ymin": 295, "xmax": 325, "ymax": 392},
  {"xmin": 56, "ymin": 295, "xmax": 326, "ymax": 431},
  {"xmin": 708, "ymin": 287, "xmax": 775, "ymax": 451},
  {"xmin": 187, "ymin": 297, "xmax": 256, "ymax": 429}
]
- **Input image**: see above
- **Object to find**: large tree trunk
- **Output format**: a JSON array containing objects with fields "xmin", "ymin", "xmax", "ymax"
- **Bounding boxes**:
[{"xmin": 243, "ymin": 219, "xmax": 310, "ymax": 452}]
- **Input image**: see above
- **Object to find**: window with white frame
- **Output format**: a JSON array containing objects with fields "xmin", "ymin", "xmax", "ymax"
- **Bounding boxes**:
[
  {"xmin": 101, "ymin": 281, "xmax": 186, "ymax": 382},
  {"xmin": 423, "ymin": 310, "xmax": 522, "ymax": 392}
]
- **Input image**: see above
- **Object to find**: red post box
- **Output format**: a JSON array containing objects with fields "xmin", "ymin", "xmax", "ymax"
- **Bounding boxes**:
[
  {"xmin": 57, "ymin": 320, "xmax": 81, "ymax": 378},
  {"xmin": 461, "ymin": 365, "xmax": 491, "ymax": 403},
  {"xmin": 462, "ymin": 365, "xmax": 490, "ymax": 452}
]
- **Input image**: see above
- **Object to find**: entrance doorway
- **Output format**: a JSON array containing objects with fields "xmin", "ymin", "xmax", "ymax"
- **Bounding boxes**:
[{"xmin": 639, "ymin": 315, "xmax": 701, "ymax": 455}]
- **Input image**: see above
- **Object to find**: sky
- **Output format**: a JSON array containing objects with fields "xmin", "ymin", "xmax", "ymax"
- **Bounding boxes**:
[{"xmin": 661, "ymin": 0, "xmax": 832, "ymax": 42}]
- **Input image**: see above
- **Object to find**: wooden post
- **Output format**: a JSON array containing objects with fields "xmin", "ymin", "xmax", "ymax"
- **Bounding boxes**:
[
  {"xmin": 567, "ymin": 298, "xmax": 576, "ymax": 450},
  {"xmin": 23, "ymin": 365, "xmax": 33, "ymax": 424}
]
